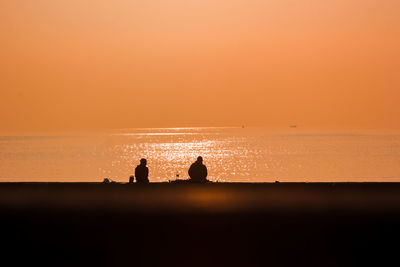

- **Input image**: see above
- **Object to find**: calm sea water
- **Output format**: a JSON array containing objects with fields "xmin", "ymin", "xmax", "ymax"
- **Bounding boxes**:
[{"xmin": 0, "ymin": 127, "xmax": 399, "ymax": 182}]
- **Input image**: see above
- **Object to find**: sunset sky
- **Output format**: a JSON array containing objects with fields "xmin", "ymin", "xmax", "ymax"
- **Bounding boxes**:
[{"xmin": 0, "ymin": 0, "xmax": 399, "ymax": 132}]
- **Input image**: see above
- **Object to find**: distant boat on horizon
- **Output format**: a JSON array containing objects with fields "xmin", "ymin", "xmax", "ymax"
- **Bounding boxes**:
[{"xmin": 290, "ymin": 125, "xmax": 297, "ymax": 128}]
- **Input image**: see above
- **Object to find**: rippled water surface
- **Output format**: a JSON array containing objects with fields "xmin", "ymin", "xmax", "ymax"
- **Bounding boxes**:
[{"xmin": 1, "ymin": 127, "xmax": 400, "ymax": 182}]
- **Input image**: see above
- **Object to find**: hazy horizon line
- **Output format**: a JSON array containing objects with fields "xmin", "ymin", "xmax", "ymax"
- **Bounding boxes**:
[{"xmin": 2, "ymin": 126, "xmax": 400, "ymax": 137}]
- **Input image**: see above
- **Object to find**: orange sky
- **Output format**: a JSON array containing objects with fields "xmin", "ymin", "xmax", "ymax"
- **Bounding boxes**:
[{"xmin": 0, "ymin": 0, "xmax": 399, "ymax": 132}]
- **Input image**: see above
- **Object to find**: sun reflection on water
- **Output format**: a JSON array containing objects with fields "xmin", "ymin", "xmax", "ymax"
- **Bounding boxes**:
[{"xmin": 1, "ymin": 127, "xmax": 400, "ymax": 182}]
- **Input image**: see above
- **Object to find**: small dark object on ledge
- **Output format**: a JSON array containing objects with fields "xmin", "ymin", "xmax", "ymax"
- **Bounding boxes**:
[{"xmin": 102, "ymin": 178, "xmax": 117, "ymax": 184}]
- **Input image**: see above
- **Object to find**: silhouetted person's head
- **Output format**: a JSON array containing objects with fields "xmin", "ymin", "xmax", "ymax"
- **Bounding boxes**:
[
  {"xmin": 197, "ymin": 156, "xmax": 203, "ymax": 163},
  {"xmin": 140, "ymin": 158, "xmax": 147, "ymax": 165}
]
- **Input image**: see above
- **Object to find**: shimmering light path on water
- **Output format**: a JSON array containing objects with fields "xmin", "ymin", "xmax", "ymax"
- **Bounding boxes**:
[{"xmin": 0, "ymin": 127, "xmax": 399, "ymax": 182}]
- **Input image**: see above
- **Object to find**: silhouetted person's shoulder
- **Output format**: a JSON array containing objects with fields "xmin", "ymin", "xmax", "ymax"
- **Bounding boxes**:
[
  {"xmin": 135, "ymin": 165, "xmax": 149, "ymax": 183},
  {"xmin": 188, "ymin": 156, "xmax": 208, "ymax": 182}
]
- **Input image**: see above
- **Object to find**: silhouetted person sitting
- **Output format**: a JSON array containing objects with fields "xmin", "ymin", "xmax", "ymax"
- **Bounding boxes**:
[
  {"xmin": 188, "ymin": 156, "xmax": 208, "ymax": 182},
  {"xmin": 135, "ymin": 158, "xmax": 149, "ymax": 183}
]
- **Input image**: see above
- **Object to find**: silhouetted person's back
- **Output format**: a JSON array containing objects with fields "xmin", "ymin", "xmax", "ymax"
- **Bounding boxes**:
[
  {"xmin": 188, "ymin": 156, "xmax": 208, "ymax": 182},
  {"xmin": 135, "ymin": 158, "xmax": 149, "ymax": 183}
]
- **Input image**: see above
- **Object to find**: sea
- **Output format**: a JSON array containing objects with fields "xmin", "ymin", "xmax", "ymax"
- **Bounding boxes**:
[{"xmin": 0, "ymin": 127, "xmax": 399, "ymax": 182}]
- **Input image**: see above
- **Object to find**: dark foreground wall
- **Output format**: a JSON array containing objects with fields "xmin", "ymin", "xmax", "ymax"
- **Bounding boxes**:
[{"xmin": 1, "ymin": 182, "xmax": 400, "ymax": 267}]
